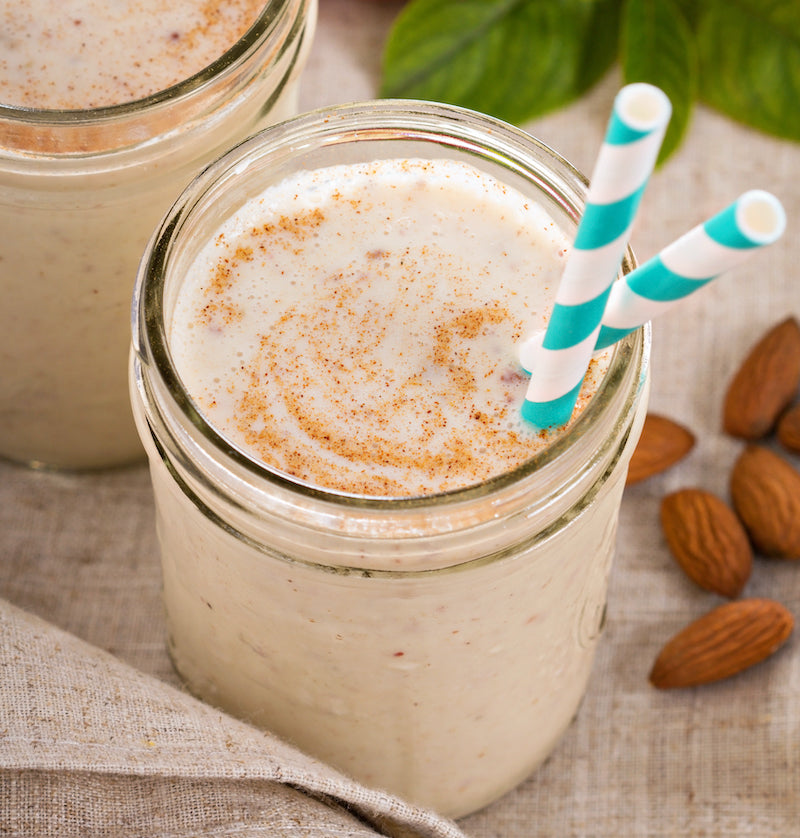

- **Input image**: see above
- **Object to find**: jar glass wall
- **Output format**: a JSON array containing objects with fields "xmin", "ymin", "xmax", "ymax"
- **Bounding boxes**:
[{"xmin": 131, "ymin": 101, "xmax": 650, "ymax": 818}]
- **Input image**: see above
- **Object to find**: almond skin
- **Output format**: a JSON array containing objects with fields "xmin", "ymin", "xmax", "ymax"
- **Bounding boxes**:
[
  {"xmin": 650, "ymin": 598, "xmax": 793, "ymax": 689},
  {"xmin": 660, "ymin": 489, "xmax": 752, "ymax": 598},
  {"xmin": 626, "ymin": 413, "xmax": 695, "ymax": 486},
  {"xmin": 730, "ymin": 445, "xmax": 800, "ymax": 558},
  {"xmin": 723, "ymin": 317, "xmax": 800, "ymax": 440},
  {"xmin": 776, "ymin": 403, "xmax": 800, "ymax": 455}
]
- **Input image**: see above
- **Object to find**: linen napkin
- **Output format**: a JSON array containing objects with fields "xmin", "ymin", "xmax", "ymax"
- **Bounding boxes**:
[{"xmin": 0, "ymin": 598, "xmax": 467, "ymax": 838}]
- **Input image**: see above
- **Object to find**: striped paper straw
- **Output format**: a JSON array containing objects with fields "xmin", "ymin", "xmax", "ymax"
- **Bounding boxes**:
[
  {"xmin": 521, "ymin": 83, "xmax": 671, "ymax": 430},
  {"xmin": 595, "ymin": 190, "xmax": 786, "ymax": 350}
]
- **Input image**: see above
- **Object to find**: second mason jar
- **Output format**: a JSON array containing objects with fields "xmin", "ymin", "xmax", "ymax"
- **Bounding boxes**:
[
  {"xmin": 0, "ymin": 0, "xmax": 316, "ymax": 469},
  {"xmin": 131, "ymin": 101, "xmax": 649, "ymax": 818}
]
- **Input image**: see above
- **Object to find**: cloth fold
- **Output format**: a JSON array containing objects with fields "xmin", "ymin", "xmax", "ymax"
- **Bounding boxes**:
[{"xmin": 0, "ymin": 599, "xmax": 467, "ymax": 838}]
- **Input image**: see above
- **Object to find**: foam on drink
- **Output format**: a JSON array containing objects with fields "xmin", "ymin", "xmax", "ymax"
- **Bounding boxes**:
[
  {"xmin": 170, "ymin": 157, "xmax": 610, "ymax": 496},
  {"xmin": 0, "ymin": 0, "xmax": 265, "ymax": 109}
]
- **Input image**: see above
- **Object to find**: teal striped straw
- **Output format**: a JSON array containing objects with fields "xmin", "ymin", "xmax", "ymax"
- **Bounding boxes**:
[
  {"xmin": 595, "ymin": 190, "xmax": 786, "ymax": 350},
  {"xmin": 521, "ymin": 83, "xmax": 671, "ymax": 430}
]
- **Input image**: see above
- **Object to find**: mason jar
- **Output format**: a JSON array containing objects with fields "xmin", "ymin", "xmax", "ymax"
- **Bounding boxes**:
[
  {"xmin": 130, "ymin": 101, "xmax": 650, "ymax": 818},
  {"xmin": 0, "ymin": 0, "xmax": 316, "ymax": 469}
]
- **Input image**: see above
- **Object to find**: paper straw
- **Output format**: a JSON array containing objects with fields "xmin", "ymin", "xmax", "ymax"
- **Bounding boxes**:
[
  {"xmin": 521, "ymin": 83, "xmax": 671, "ymax": 430},
  {"xmin": 594, "ymin": 190, "xmax": 787, "ymax": 350}
]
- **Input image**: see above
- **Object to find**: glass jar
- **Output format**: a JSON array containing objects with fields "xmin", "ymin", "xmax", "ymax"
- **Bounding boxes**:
[
  {"xmin": 0, "ymin": 0, "xmax": 316, "ymax": 469},
  {"xmin": 130, "ymin": 101, "xmax": 650, "ymax": 818}
]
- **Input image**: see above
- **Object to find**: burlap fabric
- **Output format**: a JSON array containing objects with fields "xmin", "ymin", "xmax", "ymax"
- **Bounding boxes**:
[
  {"xmin": 3, "ymin": 1, "xmax": 800, "ymax": 835},
  {"xmin": 0, "ymin": 598, "xmax": 465, "ymax": 838}
]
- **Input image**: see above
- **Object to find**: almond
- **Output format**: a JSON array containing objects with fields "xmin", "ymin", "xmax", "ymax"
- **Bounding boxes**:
[
  {"xmin": 626, "ymin": 413, "xmax": 695, "ymax": 486},
  {"xmin": 722, "ymin": 317, "xmax": 800, "ymax": 440},
  {"xmin": 776, "ymin": 403, "xmax": 800, "ymax": 455},
  {"xmin": 649, "ymin": 598, "xmax": 793, "ymax": 689},
  {"xmin": 730, "ymin": 445, "xmax": 800, "ymax": 558},
  {"xmin": 660, "ymin": 489, "xmax": 752, "ymax": 598}
]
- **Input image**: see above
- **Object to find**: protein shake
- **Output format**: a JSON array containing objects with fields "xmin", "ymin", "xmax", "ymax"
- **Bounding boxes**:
[
  {"xmin": 0, "ymin": 0, "xmax": 316, "ymax": 468},
  {"xmin": 131, "ymin": 102, "xmax": 649, "ymax": 816},
  {"xmin": 169, "ymin": 157, "xmax": 611, "ymax": 496}
]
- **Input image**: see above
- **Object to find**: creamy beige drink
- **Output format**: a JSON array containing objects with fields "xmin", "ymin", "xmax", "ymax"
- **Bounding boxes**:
[
  {"xmin": 1, "ymin": 2, "xmax": 268, "ymax": 109},
  {"xmin": 0, "ymin": 0, "xmax": 316, "ymax": 468},
  {"xmin": 131, "ymin": 103, "xmax": 649, "ymax": 817},
  {"xmin": 170, "ymin": 158, "xmax": 610, "ymax": 496}
]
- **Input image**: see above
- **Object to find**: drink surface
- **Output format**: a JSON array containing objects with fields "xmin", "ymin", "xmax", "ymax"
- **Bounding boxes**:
[
  {"xmin": 170, "ymin": 157, "xmax": 609, "ymax": 496},
  {"xmin": 0, "ymin": 0, "xmax": 265, "ymax": 109}
]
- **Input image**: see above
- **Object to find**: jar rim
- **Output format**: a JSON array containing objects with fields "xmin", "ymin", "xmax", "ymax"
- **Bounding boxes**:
[
  {"xmin": 134, "ymin": 99, "xmax": 648, "ymax": 512},
  {"xmin": 0, "ymin": 0, "xmax": 296, "ymax": 124}
]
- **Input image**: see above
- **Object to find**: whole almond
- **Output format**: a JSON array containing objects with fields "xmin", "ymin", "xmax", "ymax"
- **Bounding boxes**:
[
  {"xmin": 776, "ymin": 403, "xmax": 800, "ymax": 454},
  {"xmin": 626, "ymin": 413, "xmax": 695, "ymax": 486},
  {"xmin": 730, "ymin": 445, "xmax": 800, "ymax": 558},
  {"xmin": 723, "ymin": 317, "xmax": 800, "ymax": 440},
  {"xmin": 660, "ymin": 489, "xmax": 752, "ymax": 598},
  {"xmin": 649, "ymin": 598, "xmax": 793, "ymax": 689}
]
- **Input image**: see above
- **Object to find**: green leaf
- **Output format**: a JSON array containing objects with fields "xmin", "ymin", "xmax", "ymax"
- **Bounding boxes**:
[
  {"xmin": 621, "ymin": 0, "xmax": 697, "ymax": 164},
  {"xmin": 695, "ymin": 0, "xmax": 800, "ymax": 142},
  {"xmin": 670, "ymin": 0, "xmax": 703, "ymax": 31},
  {"xmin": 380, "ymin": 0, "xmax": 623, "ymax": 125}
]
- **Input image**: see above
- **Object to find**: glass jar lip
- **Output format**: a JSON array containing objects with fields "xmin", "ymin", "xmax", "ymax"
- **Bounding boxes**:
[
  {"xmin": 136, "ymin": 99, "xmax": 647, "ymax": 511},
  {"xmin": 0, "ymin": 0, "xmax": 293, "ymax": 124}
]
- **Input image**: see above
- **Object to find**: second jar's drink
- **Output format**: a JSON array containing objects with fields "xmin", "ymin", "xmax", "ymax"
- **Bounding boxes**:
[{"xmin": 0, "ymin": 0, "xmax": 316, "ymax": 468}]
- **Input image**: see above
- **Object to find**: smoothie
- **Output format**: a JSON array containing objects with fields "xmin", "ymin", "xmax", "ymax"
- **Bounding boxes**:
[
  {"xmin": 0, "ymin": 0, "xmax": 316, "ymax": 468},
  {"xmin": 1, "ymin": 1, "xmax": 268, "ymax": 109},
  {"xmin": 169, "ymin": 158, "xmax": 610, "ymax": 496},
  {"xmin": 131, "ymin": 104, "xmax": 649, "ymax": 817}
]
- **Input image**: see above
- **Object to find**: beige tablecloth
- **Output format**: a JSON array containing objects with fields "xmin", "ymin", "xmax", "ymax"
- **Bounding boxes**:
[{"xmin": 3, "ymin": 1, "xmax": 800, "ymax": 834}]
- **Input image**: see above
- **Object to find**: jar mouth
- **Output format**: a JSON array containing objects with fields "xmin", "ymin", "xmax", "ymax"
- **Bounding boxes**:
[
  {"xmin": 134, "ymin": 99, "xmax": 648, "ymax": 511},
  {"xmin": 0, "ymin": 0, "xmax": 291, "ymax": 123}
]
